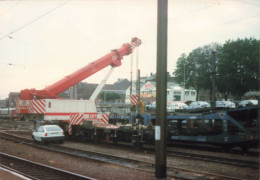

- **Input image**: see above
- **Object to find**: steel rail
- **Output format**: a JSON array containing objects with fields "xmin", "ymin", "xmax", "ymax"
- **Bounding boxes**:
[
  {"xmin": 0, "ymin": 131, "xmax": 246, "ymax": 180},
  {"xmin": 167, "ymin": 150, "xmax": 259, "ymax": 169},
  {"xmin": 0, "ymin": 152, "xmax": 95, "ymax": 180}
]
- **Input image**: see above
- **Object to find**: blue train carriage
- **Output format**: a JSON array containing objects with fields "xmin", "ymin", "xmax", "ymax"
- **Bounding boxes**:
[
  {"xmin": 227, "ymin": 105, "xmax": 259, "ymax": 149},
  {"xmin": 167, "ymin": 105, "xmax": 259, "ymax": 152}
]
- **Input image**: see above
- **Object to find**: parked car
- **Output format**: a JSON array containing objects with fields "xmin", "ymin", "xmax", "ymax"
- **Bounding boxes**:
[
  {"xmin": 167, "ymin": 101, "xmax": 188, "ymax": 110},
  {"xmin": 145, "ymin": 101, "xmax": 188, "ymax": 112},
  {"xmin": 187, "ymin": 101, "xmax": 211, "ymax": 109},
  {"xmin": 216, "ymin": 101, "xmax": 236, "ymax": 108},
  {"xmin": 238, "ymin": 100, "xmax": 258, "ymax": 107},
  {"xmin": 145, "ymin": 102, "xmax": 156, "ymax": 110},
  {"xmin": 32, "ymin": 125, "xmax": 65, "ymax": 144}
]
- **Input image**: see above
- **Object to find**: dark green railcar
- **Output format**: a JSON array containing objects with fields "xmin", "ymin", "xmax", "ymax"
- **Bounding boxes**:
[{"xmin": 167, "ymin": 106, "xmax": 259, "ymax": 152}]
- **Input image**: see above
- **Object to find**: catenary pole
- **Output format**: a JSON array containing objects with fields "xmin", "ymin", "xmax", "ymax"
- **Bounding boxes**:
[
  {"xmin": 211, "ymin": 50, "xmax": 216, "ymax": 108},
  {"xmin": 155, "ymin": 0, "xmax": 168, "ymax": 178}
]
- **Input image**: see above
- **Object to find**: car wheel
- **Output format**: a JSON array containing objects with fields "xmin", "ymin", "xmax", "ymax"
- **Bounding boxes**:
[{"xmin": 41, "ymin": 138, "xmax": 47, "ymax": 145}]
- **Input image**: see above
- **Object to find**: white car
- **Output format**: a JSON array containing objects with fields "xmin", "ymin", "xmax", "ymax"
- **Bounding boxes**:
[
  {"xmin": 146, "ymin": 101, "xmax": 188, "ymax": 112},
  {"xmin": 32, "ymin": 125, "xmax": 65, "ymax": 144},
  {"xmin": 145, "ymin": 102, "xmax": 156, "ymax": 110},
  {"xmin": 187, "ymin": 101, "xmax": 211, "ymax": 109},
  {"xmin": 239, "ymin": 100, "xmax": 258, "ymax": 107},
  {"xmin": 216, "ymin": 101, "xmax": 236, "ymax": 108},
  {"xmin": 167, "ymin": 102, "xmax": 188, "ymax": 110}
]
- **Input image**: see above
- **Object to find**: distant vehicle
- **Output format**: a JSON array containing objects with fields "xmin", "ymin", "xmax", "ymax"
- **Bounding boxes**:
[
  {"xmin": 167, "ymin": 101, "xmax": 188, "ymax": 110},
  {"xmin": 187, "ymin": 101, "xmax": 211, "ymax": 109},
  {"xmin": 32, "ymin": 125, "xmax": 65, "ymax": 144},
  {"xmin": 216, "ymin": 101, "xmax": 236, "ymax": 108},
  {"xmin": 145, "ymin": 102, "xmax": 156, "ymax": 110},
  {"xmin": 146, "ymin": 101, "xmax": 188, "ymax": 112},
  {"xmin": 239, "ymin": 100, "xmax": 258, "ymax": 107}
]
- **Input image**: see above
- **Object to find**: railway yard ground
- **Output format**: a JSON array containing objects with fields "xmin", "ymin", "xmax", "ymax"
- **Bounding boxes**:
[{"xmin": 0, "ymin": 120, "xmax": 260, "ymax": 180}]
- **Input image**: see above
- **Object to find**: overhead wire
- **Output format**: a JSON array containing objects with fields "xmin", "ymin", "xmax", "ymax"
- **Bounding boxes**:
[
  {"xmin": 0, "ymin": 0, "xmax": 71, "ymax": 41},
  {"xmin": 171, "ymin": 0, "xmax": 260, "ymax": 32},
  {"xmin": 212, "ymin": 13, "xmax": 260, "ymax": 28},
  {"xmin": 171, "ymin": 4, "xmax": 215, "ymax": 20},
  {"xmin": 231, "ymin": 0, "xmax": 260, "ymax": 7},
  {"xmin": 0, "ymin": 1, "xmax": 20, "ymax": 17}
]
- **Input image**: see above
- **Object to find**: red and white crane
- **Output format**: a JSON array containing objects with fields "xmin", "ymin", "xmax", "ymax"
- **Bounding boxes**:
[
  {"xmin": 20, "ymin": 37, "xmax": 141, "ymax": 100},
  {"xmin": 16, "ymin": 37, "xmax": 141, "ymax": 134}
]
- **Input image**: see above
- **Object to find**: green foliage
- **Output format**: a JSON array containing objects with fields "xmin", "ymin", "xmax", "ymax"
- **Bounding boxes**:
[
  {"xmin": 173, "ymin": 37, "xmax": 259, "ymax": 100},
  {"xmin": 99, "ymin": 91, "xmax": 121, "ymax": 102},
  {"xmin": 5, "ymin": 98, "xmax": 9, "ymax": 107},
  {"xmin": 174, "ymin": 43, "xmax": 221, "ymax": 100},
  {"xmin": 217, "ymin": 37, "xmax": 259, "ymax": 99}
]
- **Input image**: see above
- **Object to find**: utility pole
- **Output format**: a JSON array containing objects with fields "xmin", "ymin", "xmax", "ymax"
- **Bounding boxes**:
[
  {"xmin": 70, "ymin": 85, "xmax": 77, "ymax": 99},
  {"xmin": 155, "ymin": 0, "xmax": 168, "ymax": 178},
  {"xmin": 136, "ymin": 69, "xmax": 140, "ymax": 114},
  {"xmin": 211, "ymin": 51, "xmax": 216, "ymax": 108},
  {"xmin": 184, "ymin": 63, "xmax": 186, "ymax": 101},
  {"xmin": 257, "ymin": 45, "xmax": 260, "ymax": 144}
]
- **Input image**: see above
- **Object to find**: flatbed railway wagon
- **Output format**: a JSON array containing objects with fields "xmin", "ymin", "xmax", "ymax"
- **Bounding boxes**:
[
  {"xmin": 165, "ymin": 105, "xmax": 259, "ymax": 152},
  {"xmin": 109, "ymin": 105, "xmax": 259, "ymax": 151}
]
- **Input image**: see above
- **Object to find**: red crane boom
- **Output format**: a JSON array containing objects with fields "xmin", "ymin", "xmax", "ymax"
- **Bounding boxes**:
[{"xmin": 20, "ymin": 37, "xmax": 141, "ymax": 100}]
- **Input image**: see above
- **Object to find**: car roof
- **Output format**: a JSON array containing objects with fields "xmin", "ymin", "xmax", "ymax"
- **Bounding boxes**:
[{"xmin": 41, "ymin": 125, "xmax": 59, "ymax": 127}]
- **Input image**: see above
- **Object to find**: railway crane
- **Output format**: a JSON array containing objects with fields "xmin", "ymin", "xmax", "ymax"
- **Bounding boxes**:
[{"xmin": 16, "ymin": 37, "xmax": 141, "ymax": 137}]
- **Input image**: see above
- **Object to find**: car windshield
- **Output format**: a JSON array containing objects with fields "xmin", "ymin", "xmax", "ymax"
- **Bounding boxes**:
[{"xmin": 46, "ymin": 126, "xmax": 62, "ymax": 132}]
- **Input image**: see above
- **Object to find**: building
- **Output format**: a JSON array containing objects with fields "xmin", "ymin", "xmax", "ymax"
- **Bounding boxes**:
[
  {"xmin": 9, "ymin": 92, "xmax": 20, "ymax": 107},
  {"xmin": 125, "ymin": 76, "xmax": 196, "ymax": 104},
  {"xmin": 62, "ymin": 79, "xmax": 131, "ymax": 103},
  {"xmin": 0, "ymin": 100, "xmax": 5, "ymax": 108}
]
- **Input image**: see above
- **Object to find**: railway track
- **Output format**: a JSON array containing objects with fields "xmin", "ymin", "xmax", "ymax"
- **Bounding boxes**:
[
  {"xmin": 4, "ymin": 130, "xmax": 260, "ymax": 168},
  {"xmin": 0, "ymin": 152, "xmax": 94, "ymax": 180},
  {"xmin": 2, "ymin": 129, "xmax": 259, "ymax": 169},
  {"xmin": 0, "ymin": 130, "xmax": 251, "ymax": 180},
  {"xmin": 167, "ymin": 150, "xmax": 259, "ymax": 169},
  {"xmin": 167, "ymin": 141, "xmax": 260, "ymax": 156}
]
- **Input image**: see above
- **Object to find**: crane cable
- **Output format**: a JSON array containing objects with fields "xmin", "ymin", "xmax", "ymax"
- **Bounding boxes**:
[
  {"xmin": 136, "ymin": 47, "xmax": 140, "ymax": 101},
  {"xmin": 130, "ymin": 52, "xmax": 133, "ymax": 97}
]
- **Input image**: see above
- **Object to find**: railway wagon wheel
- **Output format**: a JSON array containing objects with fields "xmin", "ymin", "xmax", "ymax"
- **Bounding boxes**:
[{"xmin": 41, "ymin": 138, "xmax": 48, "ymax": 145}]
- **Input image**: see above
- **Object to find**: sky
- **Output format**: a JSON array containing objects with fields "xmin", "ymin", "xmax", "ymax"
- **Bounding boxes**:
[{"xmin": 0, "ymin": 0, "xmax": 259, "ymax": 99}]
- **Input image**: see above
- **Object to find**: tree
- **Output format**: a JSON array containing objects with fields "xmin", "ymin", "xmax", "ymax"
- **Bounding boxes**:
[
  {"xmin": 217, "ymin": 37, "xmax": 259, "ymax": 99},
  {"xmin": 174, "ymin": 43, "xmax": 221, "ymax": 100},
  {"xmin": 99, "ymin": 91, "xmax": 121, "ymax": 102},
  {"xmin": 174, "ymin": 37, "xmax": 259, "ymax": 101}
]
